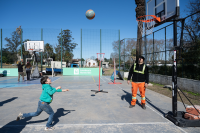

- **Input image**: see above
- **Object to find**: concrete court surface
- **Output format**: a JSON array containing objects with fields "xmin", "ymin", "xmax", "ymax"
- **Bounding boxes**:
[{"xmin": 0, "ymin": 76, "xmax": 199, "ymax": 133}]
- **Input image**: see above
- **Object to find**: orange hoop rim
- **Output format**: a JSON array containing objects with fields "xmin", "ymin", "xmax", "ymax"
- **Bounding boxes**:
[
  {"xmin": 28, "ymin": 49, "xmax": 34, "ymax": 51},
  {"xmin": 136, "ymin": 15, "xmax": 161, "ymax": 23}
]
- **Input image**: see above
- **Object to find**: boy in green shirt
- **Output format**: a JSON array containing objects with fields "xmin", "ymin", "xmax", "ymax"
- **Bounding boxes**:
[{"xmin": 16, "ymin": 76, "xmax": 69, "ymax": 130}]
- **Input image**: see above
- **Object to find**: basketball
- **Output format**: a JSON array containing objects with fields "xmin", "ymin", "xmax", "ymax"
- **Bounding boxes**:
[{"xmin": 85, "ymin": 9, "xmax": 95, "ymax": 20}]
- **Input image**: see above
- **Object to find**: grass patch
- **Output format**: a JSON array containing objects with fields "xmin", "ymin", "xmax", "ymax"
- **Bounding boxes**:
[
  {"xmin": 183, "ymin": 90, "xmax": 200, "ymax": 96},
  {"xmin": 149, "ymin": 82, "xmax": 163, "ymax": 87}
]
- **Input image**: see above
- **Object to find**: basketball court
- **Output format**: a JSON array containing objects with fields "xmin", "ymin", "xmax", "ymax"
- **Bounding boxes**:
[
  {"xmin": 0, "ymin": 75, "xmax": 199, "ymax": 133},
  {"xmin": 0, "ymin": 0, "xmax": 199, "ymax": 132}
]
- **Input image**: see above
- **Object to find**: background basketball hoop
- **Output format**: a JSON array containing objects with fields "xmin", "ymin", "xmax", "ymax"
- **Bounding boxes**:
[
  {"xmin": 28, "ymin": 49, "xmax": 34, "ymax": 55},
  {"xmin": 136, "ymin": 15, "xmax": 160, "ymax": 35}
]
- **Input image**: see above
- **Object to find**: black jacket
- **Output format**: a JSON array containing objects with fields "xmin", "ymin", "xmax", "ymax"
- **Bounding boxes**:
[
  {"xmin": 17, "ymin": 62, "xmax": 24, "ymax": 72},
  {"xmin": 128, "ymin": 63, "xmax": 149, "ymax": 84}
]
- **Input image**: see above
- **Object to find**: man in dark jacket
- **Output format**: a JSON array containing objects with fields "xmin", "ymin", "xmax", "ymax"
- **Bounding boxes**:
[
  {"xmin": 127, "ymin": 56, "xmax": 149, "ymax": 109},
  {"xmin": 17, "ymin": 59, "xmax": 25, "ymax": 82}
]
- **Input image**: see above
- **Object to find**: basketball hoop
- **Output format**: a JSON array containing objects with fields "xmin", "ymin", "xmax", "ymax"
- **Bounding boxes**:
[
  {"xmin": 91, "ymin": 53, "xmax": 108, "ymax": 94},
  {"xmin": 136, "ymin": 15, "xmax": 161, "ymax": 36},
  {"xmin": 97, "ymin": 53, "xmax": 105, "ymax": 61},
  {"xmin": 28, "ymin": 49, "xmax": 34, "ymax": 55}
]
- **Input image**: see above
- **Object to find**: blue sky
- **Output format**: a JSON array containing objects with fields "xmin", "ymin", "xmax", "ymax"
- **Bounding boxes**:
[{"xmin": 0, "ymin": 0, "xmax": 190, "ymax": 59}]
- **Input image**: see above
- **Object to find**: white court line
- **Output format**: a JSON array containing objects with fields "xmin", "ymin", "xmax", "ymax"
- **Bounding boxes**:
[
  {"xmin": 100, "ymin": 76, "xmax": 106, "ymax": 82},
  {"xmin": 0, "ymin": 122, "xmax": 171, "ymax": 128},
  {"xmin": 103, "ymin": 76, "xmax": 187, "ymax": 133}
]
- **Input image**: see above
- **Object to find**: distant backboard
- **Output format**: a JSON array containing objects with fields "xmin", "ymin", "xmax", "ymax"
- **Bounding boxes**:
[
  {"xmin": 24, "ymin": 41, "xmax": 44, "ymax": 52},
  {"xmin": 147, "ymin": 0, "xmax": 179, "ymax": 27}
]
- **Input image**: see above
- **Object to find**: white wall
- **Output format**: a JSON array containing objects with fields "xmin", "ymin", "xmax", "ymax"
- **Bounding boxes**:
[
  {"xmin": 51, "ymin": 61, "xmax": 66, "ymax": 68},
  {"xmin": 86, "ymin": 59, "xmax": 97, "ymax": 67}
]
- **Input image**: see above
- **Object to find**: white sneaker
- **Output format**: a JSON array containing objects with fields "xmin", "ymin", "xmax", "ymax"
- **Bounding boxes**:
[
  {"xmin": 16, "ymin": 112, "xmax": 23, "ymax": 121},
  {"xmin": 45, "ymin": 127, "xmax": 55, "ymax": 130}
]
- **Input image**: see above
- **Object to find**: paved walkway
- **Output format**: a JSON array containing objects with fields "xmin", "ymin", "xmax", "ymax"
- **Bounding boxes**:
[{"xmin": 0, "ymin": 76, "xmax": 199, "ymax": 133}]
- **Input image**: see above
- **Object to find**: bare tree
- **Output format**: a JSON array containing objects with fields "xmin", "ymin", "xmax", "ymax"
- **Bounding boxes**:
[{"xmin": 184, "ymin": 0, "xmax": 200, "ymax": 45}]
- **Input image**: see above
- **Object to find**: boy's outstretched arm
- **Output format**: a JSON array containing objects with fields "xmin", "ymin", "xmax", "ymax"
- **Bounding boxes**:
[
  {"xmin": 56, "ymin": 86, "xmax": 69, "ymax": 92},
  {"xmin": 62, "ymin": 89, "xmax": 69, "ymax": 92}
]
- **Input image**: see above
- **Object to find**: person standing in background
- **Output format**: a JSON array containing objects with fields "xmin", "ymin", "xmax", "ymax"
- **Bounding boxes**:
[
  {"xmin": 17, "ymin": 59, "xmax": 25, "ymax": 82},
  {"xmin": 25, "ymin": 62, "xmax": 32, "ymax": 81}
]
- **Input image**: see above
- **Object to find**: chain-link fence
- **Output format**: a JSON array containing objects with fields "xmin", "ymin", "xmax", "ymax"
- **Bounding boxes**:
[
  {"xmin": 0, "ymin": 28, "xmax": 121, "ymax": 76},
  {"xmin": 139, "ymin": 11, "xmax": 200, "ymax": 80},
  {"xmin": 120, "ymin": 38, "xmax": 137, "ymax": 72},
  {"xmin": 81, "ymin": 29, "xmax": 121, "ymax": 76}
]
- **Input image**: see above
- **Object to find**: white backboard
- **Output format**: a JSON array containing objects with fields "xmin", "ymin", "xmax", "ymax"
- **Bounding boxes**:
[
  {"xmin": 147, "ymin": 0, "xmax": 179, "ymax": 27},
  {"xmin": 24, "ymin": 41, "xmax": 44, "ymax": 52}
]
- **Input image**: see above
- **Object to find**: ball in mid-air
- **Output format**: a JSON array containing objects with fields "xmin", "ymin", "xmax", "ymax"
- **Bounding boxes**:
[{"xmin": 85, "ymin": 9, "xmax": 95, "ymax": 20}]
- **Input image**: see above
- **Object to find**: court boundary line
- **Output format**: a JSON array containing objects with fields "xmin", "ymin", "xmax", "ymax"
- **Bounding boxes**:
[{"xmin": 0, "ymin": 122, "xmax": 172, "ymax": 128}]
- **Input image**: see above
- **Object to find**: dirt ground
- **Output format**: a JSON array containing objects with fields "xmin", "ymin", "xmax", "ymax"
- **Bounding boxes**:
[
  {"xmin": 147, "ymin": 82, "xmax": 200, "ymax": 106},
  {"xmin": 103, "ymin": 68, "xmax": 115, "ymax": 76}
]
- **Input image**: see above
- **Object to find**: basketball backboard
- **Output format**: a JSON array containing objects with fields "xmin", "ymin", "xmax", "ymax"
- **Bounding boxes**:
[
  {"xmin": 147, "ymin": 0, "xmax": 179, "ymax": 27},
  {"xmin": 24, "ymin": 41, "xmax": 44, "ymax": 52}
]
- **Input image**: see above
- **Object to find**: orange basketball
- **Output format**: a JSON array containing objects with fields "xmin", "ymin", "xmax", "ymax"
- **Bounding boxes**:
[{"xmin": 85, "ymin": 9, "xmax": 95, "ymax": 20}]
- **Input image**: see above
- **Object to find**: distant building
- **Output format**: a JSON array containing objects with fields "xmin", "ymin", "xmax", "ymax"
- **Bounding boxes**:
[
  {"xmin": 85, "ymin": 59, "xmax": 97, "ymax": 67},
  {"xmin": 102, "ymin": 62, "xmax": 109, "ymax": 68},
  {"xmin": 71, "ymin": 59, "xmax": 81, "ymax": 67}
]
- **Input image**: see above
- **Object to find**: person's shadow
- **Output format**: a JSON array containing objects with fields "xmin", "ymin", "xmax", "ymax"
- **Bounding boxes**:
[
  {"xmin": 121, "ymin": 89, "xmax": 167, "ymax": 116},
  {"xmin": 136, "ymin": 93, "xmax": 168, "ymax": 116},
  {"xmin": 0, "ymin": 108, "xmax": 75, "ymax": 133},
  {"xmin": 121, "ymin": 90, "xmax": 142, "ymax": 108},
  {"xmin": 0, "ymin": 97, "xmax": 18, "ymax": 107},
  {"xmin": 52, "ymin": 108, "xmax": 75, "ymax": 126},
  {"xmin": 0, "ymin": 117, "xmax": 48, "ymax": 133}
]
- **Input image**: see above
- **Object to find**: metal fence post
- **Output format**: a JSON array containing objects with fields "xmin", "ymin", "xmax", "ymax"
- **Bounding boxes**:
[
  {"xmin": 41, "ymin": 28, "xmax": 43, "ymax": 72},
  {"xmin": 165, "ymin": 27, "xmax": 167, "ymax": 75},
  {"xmin": 153, "ymin": 32, "xmax": 154, "ymax": 71},
  {"xmin": 81, "ymin": 29, "xmax": 82, "ymax": 68},
  {"xmin": 145, "ymin": 35, "xmax": 147, "ymax": 65},
  {"xmin": 1, "ymin": 29, "xmax": 2, "ymax": 68},
  {"xmin": 61, "ymin": 29, "xmax": 63, "ymax": 72},
  {"xmin": 119, "ymin": 30, "xmax": 121, "ymax": 72},
  {"xmin": 124, "ymin": 38, "xmax": 126, "ymax": 72},
  {"xmin": 21, "ymin": 28, "xmax": 23, "ymax": 60}
]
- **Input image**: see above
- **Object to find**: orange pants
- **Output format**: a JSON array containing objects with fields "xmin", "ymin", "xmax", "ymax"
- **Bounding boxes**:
[{"xmin": 131, "ymin": 82, "xmax": 146, "ymax": 105}]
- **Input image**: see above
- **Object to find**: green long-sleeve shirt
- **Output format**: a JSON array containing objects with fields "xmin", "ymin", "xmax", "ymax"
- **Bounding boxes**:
[{"xmin": 40, "ymin": 84, "xmax": 62, "ymax": 104}]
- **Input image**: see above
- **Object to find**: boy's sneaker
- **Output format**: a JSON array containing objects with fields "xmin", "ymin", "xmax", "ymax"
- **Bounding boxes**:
[
  {"xmin": 45, "ymin": 127, "xmax": 55, "ymax": 130},
  {"xmin": 16, "ymin": 112, "xmax": 23, "ymax": 121}
]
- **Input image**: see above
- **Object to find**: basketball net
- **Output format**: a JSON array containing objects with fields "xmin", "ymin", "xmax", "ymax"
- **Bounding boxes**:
[
  {"xmin": 136, "ymin": 15, "xmax": 160, "ymax": 36},
  {"xmin": 28, "ymin": 49, "xmax": 34, "ymax": 55},
  {"xmin": 137, "ymin": 20, "xmax": 155, "ymax": 36}
]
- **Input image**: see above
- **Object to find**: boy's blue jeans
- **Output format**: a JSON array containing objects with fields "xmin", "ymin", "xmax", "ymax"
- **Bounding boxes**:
[{"xmin": 22, "ymin": 101, "xmax": 54, "ymax": 127}]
